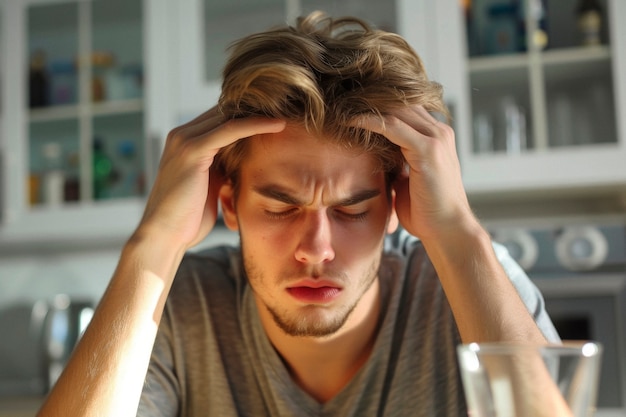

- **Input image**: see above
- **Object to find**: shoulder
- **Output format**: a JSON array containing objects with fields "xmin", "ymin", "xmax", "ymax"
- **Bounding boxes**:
[
  {"xmin": 177, "ymin": 245, "xmax": 241, "ymax": 278},
  {"xmin": 384, "ymin": 228, "xmax": 420, "ymax": 256},
  {"xmin": 382, "ymin": 229, "xmax": 537, "ymax": 299},
  {"xmin": 486, "ymin": 241, "xmax": 562, "ymax": 342},
  {"xmin": 167, "ymin": 245, "xmax": 244, "ymax": 307},
  {"xmin": 491, "ymin": 241, "xmax": 541, "ymax": 298}
]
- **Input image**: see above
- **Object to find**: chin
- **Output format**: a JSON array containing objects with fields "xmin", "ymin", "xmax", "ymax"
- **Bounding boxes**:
[{"xmin": 270, "ymin": 305, "xmax": 353, "ymax": 338}]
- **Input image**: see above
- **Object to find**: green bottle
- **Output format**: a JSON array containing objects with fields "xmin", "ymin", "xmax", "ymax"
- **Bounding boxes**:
[{"xmin": 93, "ymin": 138, "xmax": 113, "ymax": 200}]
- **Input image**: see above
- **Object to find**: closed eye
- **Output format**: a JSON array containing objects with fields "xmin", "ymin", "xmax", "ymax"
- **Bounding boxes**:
[
  {"xmin": 264, "ymin": 208, "xmax": 298, "ymax": 220},
  {"xmin": 335, "ymin": 209, "xmax": 369, "ymax": 221}
]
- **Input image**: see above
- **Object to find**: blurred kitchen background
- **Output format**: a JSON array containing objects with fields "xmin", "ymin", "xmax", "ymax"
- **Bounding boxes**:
[{"xmin": 0, "ymin": 0, "xmax": 625, "ymax": 415}]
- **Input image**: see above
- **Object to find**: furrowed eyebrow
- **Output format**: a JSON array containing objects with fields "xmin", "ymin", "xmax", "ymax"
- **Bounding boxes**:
[
  {"xmin": 334, "ymin": 189, "xmax": 381, "ymax": 207},
  {"xmin": 253, "ymin": 185, "xmax": 381, "ymax": 207},
  {"xmin": 253, "ymin": 185, "xmax": 303, "ymax": 205}
]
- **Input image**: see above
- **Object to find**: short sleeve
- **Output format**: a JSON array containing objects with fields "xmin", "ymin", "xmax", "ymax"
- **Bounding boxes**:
[
  {"xmin": 136, "ymin": 307, "xmax": 180, "ymax": 417},
  {"xmin": 493, "ymin": 241, "xmax": 561, "ymax": 342},
  {"xmin": 385, "ymin": 228, "xmax": 561, "ymax": 343}
]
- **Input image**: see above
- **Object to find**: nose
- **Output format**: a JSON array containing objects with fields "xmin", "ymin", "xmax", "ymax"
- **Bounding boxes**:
[{"xmin": 294, "ymin": 211, "xmax": 335, "ymax": 265}]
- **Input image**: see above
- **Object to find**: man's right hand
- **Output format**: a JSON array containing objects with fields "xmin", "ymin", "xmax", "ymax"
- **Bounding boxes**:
[{"xmin": 135, "ymin": 106, "xmax": 286, "ymax": 252}]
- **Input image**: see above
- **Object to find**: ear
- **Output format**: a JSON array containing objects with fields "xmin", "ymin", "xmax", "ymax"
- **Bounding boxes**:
[
  {"xmin": 387, "ymin": 189, "xmax": 399, "ymax": 234},
  {"xmin": 219, "ymin": 182, "xmax": 239, "ymax": 231}
]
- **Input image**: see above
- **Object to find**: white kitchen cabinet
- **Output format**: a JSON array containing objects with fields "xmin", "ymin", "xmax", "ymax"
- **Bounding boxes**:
[
  {"xmin": 0, "ymin": 0, "xmax": 176, "ymax": 247},
  {"xmin": 425, "ymin": 0, "xmax": 626, "ymax": 198}
]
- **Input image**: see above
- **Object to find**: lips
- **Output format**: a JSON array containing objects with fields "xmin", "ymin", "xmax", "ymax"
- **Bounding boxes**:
[{"xmin": 286, "ymin": 280, "xmax": 342, "ymax": 303}]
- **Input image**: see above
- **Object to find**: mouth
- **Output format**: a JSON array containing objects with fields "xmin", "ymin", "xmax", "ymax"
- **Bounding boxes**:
[{"xmin": 286, "ymin": 280, "xmax": 343, "ymax": 304}]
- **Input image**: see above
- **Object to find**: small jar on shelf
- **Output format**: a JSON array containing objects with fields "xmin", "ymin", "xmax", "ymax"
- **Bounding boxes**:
[
  {"xmin": 48, "ymin": 59, "xmax": 77, "ymax": 106},
  {"xmin": 577, "ymin": 0, "xmax": 603, "ymax": 46},
  {"xmin": 39, "ymin": 142, "xmax": 65, "ymax": 206},
  {"xmin": 91, "ymin": 51, "xmax": 115, "ymax": 102}
]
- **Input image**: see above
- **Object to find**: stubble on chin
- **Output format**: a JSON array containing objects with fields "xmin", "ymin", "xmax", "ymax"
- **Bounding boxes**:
[
  {"xmin": 245, "ymin": 258, "xmax": 380, "ymax": 338},
  {"xmin": 265, "ymin": 302, "xmax": 355, "ymax": 338}
]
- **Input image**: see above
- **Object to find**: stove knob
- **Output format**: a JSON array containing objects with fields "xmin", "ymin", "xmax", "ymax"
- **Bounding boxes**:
[
  {"xmin": 491, "ymin": 228, "xmax": 538, "ymax": 271},
  {"xmin": 555, "ymin": 226, "xmax": 608, "ymax": 271}
]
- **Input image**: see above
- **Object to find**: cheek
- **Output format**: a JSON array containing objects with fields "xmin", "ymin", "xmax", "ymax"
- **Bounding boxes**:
[
  {"xmin": 238, "ymin": 212, "xmax": 289, "ymax": 252},
  {"xmin": 334, "ymin": 218, "xmax": 389, "ymax": 255},
  {"xmin": 335, "ymin": 227, "xmax": 384, "ymax": 262}
]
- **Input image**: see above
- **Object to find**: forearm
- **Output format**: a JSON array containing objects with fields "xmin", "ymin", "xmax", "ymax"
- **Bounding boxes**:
[
  {"xmin": 422, "ymin": 222, "xmax": 547, "ymax": 344},
  {"xmin": 37, "ymin": 234, "xmax": 185, "ymax": 417}
]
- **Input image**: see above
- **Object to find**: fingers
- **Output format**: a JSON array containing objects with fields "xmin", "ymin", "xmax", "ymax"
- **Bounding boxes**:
[
  {"xmin": 202, "ymin": 117, "xmax": 286, "ymax": 150},
  {"xmin": 353, "ymin": 105, "xmax": 453, "ymax": 153},
  {"xmin": 181, "ymin": 109, "xmax": 285, "ymax": 144},
  {"xmin": 163, "ymin": 114, "xmax": 286, "ymax": 168}
]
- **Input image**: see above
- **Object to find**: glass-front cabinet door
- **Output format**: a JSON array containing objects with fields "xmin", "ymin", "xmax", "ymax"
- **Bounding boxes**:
[
  {"xmin": 465, "ymin": 0, "xmax": 616, "ymax": 153},
  {"xmin": 27, "ymin": 0, "xmax": 144, "ymax": 205},
  {"xmin": 430, "ymin": 0, "xmax": 626, "ymax": 196},
  {"xmin": 1, "ymin": 0, "xmax": 151, "ymax": 246}
]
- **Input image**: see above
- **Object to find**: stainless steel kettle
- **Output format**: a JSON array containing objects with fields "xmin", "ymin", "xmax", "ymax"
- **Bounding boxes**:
[
  {"xmin": 0, "ymin": 294, "xmax": 93, "ymax": 396},
  {"xmin": 40, "ymin": 294, "xmax": 94, "ymax": 391}
]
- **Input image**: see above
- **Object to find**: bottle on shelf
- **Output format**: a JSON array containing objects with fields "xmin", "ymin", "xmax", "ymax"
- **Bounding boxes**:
[
  {"xmin": 92, "ymin": 138, "xmax": 117, "ymax": 200},
  {"xmin": 501, "ymin": 96, "xmax": 527, "ymax": 154},
  {"xmin": 463, "ymin": 0, "xmax": 482, "ymax": 57},
  {"xmin": 91, "ymin": 51, "xmax": 116, "ymax": 102},
  {"xmin": 528, "ymin": 0, "xmax": 549, "ymax": 50},
  {"xmin": 49, "ymin": 59, "xmax": 78, "ymax": 106},
  {"xmin": 29, "ymin": 50, "xmax": 50, "ymax": 108},
  {"xmin": 485, "ymin": 2, "xmax": 520, "ymax": 55},
  {"xmin": 63, "ymin": 151, "xmax": 80, "ymax": 202},
  {"xmin": 40, "ymin": 142, "xmax": 65, "ymax": 206},
  {"xmin": 577, "ymin": 0, "xmax": 602, "ymax": 46}
]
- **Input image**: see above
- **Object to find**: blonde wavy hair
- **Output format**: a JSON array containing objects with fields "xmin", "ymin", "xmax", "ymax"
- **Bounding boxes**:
[{"xmin": 215, "ymin": 11, "xmax": 448, "ymax": 189}]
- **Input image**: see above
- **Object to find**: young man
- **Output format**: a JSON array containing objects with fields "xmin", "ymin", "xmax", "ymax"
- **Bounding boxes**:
[{"xmin": 37, "ymin": 12, "xmax": 559, "ymax": 417}]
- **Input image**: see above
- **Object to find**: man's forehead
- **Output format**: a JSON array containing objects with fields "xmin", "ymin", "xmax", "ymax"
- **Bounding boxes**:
[
  {"xmin": 248, "ymin": 125, "xmax": 355, "ymax": 156},
  {"xmin": 240, "ymin": 133, "xmax": 386, "ymax": 201}
]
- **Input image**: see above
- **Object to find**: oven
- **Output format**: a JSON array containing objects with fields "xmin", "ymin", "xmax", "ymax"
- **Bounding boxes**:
[{"xmin": 490, "ymin": 220, "xmax": 626, "ymax": 417}]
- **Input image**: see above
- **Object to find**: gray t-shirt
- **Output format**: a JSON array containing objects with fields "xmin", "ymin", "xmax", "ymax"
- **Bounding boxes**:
[{"xmin": 138, "ymin": 232, "xmax": 559, "ymax": 417}]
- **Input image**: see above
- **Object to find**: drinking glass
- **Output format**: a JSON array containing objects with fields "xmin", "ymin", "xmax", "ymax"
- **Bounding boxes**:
[{"xmin": 457, "ymin": 341, "xmax": 602, "ymax": 417}]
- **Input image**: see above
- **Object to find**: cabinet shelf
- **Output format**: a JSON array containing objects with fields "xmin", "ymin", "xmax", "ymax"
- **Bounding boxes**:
[
  {"xmin": 543, "ymin": 45, "xmax": 612, "ymax": 81},
  {"xmin": 29, "ymin": 104, "xmax": 79, "ymax": 123},
  {"xmin": 29, "ymin": 98, "xmax": 143, "ymax": 123},
  {"xmin": 0, "ymin": 197, "xmax": 145, "ymax": 248},
  {"xmin": 91, "ymin": 98, "xmax": 143, "ymax": 117},
  {"xmin": 468, "ymin": 45, "xmax": 611, "ymax": 78},
  {"xmin": 542, "ymin": 45, "xmax": 611, "ymax": 66},
  {"xmin": 469, "ymin": 53, "xmax": 529, "ymax": 73}
]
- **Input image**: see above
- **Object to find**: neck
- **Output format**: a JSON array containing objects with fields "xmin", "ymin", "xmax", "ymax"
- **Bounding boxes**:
[{"xmin": 257, "ymin": 279, "xmax": 381, "ymax": 403}]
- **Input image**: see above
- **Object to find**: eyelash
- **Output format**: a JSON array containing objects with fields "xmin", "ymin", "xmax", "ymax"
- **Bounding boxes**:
[
  {"xmin": 263, "ymin": 209, "xmax": 368, "ymax": 221},
  {"xmin": 339, "ymin": 211, "xmax": 369, "ymax": 221},
  {"xmin": 264, "ymin": 209, "xmax": 297, "ymax": 220}
]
